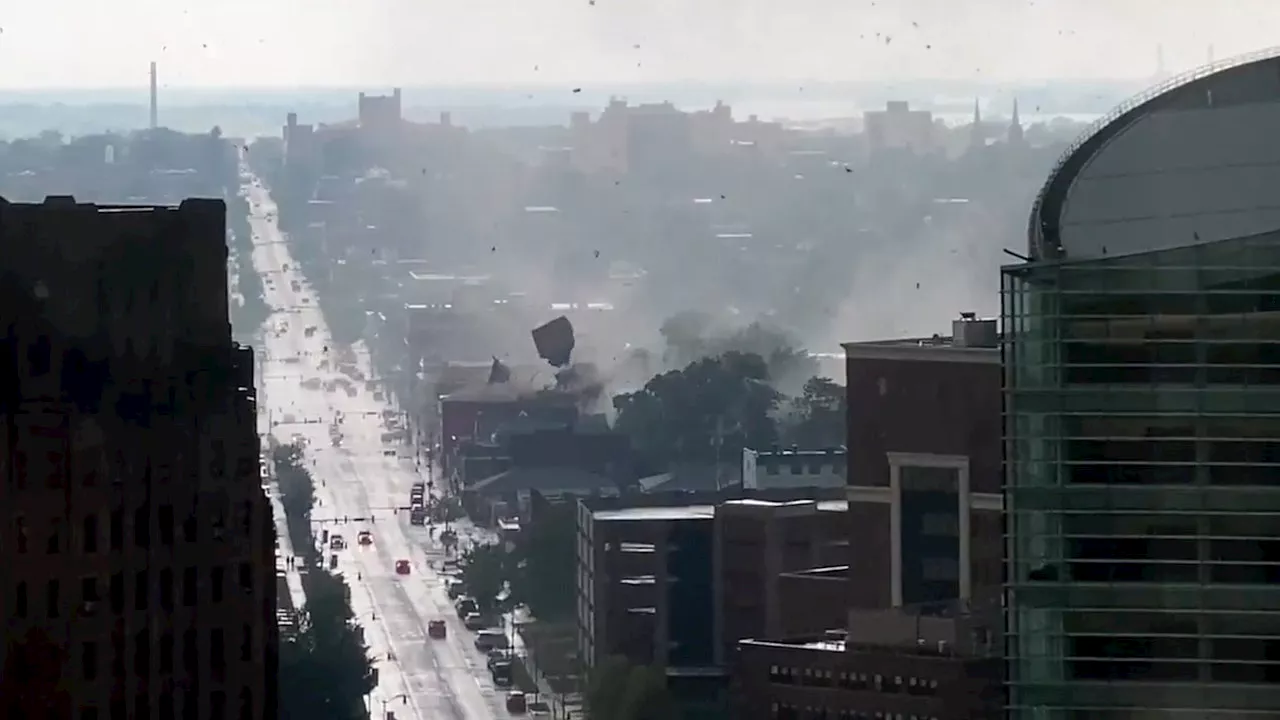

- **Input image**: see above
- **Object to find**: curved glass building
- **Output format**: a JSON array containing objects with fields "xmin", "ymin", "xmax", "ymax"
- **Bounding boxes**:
[{"xmin": 1004, "ymin": 48, "xmax": 1280, "ymax": 719}]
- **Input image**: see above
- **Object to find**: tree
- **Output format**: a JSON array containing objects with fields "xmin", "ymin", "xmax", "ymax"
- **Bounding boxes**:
[
  {"xmin": 461, "ymin": 544, "xmax": 508, "ymax": 613},
  {"xmin": 585, "ymin": 656, "xmax": 677, "ymax": 720},
  {"xmin": 280, "ymin": 565, "xmax": 376, "ymax": 720},
  {"xmin": 613, "ymin": 351, "xmax": 781, "ymax": 469},
  {"xmin": 778, "ymin": 375, "xmax": 847, "ymax": 448},
  {"xmin": 273, "ymin": 444, "xmax": 315, "ymax": 558},
  {"xmin": 512, "ymin": 501, "xmax": 576, "ymax": 621}
]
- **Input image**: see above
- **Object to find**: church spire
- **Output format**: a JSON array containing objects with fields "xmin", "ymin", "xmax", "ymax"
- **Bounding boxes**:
[
  {"xmin": 1008, "ymin": 97, "xmax": 1025, "ymax": 145},
  {"xmin": 970, "ymin": 97, "xmax": 984, "ymax": 149}
]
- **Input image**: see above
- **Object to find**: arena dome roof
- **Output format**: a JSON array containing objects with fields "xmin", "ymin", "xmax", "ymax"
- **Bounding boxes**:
[{"xmin": 1029, "ymin": 46, "xmax": 1280, "ymax": 261}]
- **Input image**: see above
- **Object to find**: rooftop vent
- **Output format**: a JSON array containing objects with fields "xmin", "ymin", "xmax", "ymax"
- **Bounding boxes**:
[{"xmin": 952, "ymin": 314, "xmax": 998, "ymax": 349}]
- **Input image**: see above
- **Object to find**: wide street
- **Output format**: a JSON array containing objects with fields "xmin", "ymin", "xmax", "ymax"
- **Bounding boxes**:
[{"xmin": 242, "ymin": 166, "xmax": 510, "ymax": 720}]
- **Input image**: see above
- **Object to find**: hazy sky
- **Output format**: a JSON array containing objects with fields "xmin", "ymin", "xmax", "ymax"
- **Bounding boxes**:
[{"xmin": 3, "ymin": 0, "xmax": 1279, "ymax": 88}]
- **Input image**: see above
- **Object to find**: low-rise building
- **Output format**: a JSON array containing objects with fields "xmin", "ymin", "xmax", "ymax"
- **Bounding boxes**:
[
  {"xmin": 742, "ymin": 447, "xmax": 847, "ymax": 490},
  {"xmin": 733, "ymin": 601, "xmax": 1002, "ymax": 720}
]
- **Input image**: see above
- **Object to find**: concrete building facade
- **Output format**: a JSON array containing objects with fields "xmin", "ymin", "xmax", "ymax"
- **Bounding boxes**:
[{"xmin": 0, "ymin": 197, "xmax": 276, "ymax": 720}]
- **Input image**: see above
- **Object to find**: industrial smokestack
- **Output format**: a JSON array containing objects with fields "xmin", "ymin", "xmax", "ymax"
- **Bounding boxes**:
[{"xmin": 149, "ymin": 61, "xmax": 158, "ymax": 129}]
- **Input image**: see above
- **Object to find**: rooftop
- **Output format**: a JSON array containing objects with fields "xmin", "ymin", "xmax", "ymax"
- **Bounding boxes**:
[
  {"xmin": 593, "ymin": 504, "xmax": 716, "ymax": 522},
  {"xmin": 593, "ymin": 498, "xmax": 846, "ymax": 522}
]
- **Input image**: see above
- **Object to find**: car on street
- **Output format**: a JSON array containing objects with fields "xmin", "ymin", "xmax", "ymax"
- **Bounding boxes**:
[
  {"xmin": 474, "ymin": 629, "xmax": 509, "ymax": 651},
  {"xmin": 395, "ymin": 559, "xmax": 411, "ymax": 575},
  {"xmin": 329, "ymin": 535, "xmax": 345, "ymax": 550},
  {"xmin": 357, "ymin": 531, "xmax": 373, "ymax": 546},
  {"xmin": 427, "ymin": 620, "xmax": 447, "ymax": 639},
  {"xmin": 506, "ymin": 691, "xmax": 527, "ymax": 714}
]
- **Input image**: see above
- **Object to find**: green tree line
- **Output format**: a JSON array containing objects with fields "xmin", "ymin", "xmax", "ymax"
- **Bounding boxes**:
[{"xmin": 273, "ymin": 444, "xmax": 376, "ymax": 720}]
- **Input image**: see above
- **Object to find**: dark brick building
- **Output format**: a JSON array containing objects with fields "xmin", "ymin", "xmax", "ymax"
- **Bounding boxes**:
[
  {"xmin": 841, "ymin": 316, "xmax": 1003, "ymax": 612},
  {"xmin": 716, "ymin": 498, "xmax": 848, "ymax": 663},
  {"xmin": 732, "ymin": 602, "xmax": 1002, "ymax": 720},
  {"xmin": 0, "ymin": 197, "xmax": 276, "ymax": 720}
]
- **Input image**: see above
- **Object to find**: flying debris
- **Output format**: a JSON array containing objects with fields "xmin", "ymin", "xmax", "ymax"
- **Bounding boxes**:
[
  {"xmin": 532, "ymin": 315, "xmax": 575, "ymax": 368},
  {"xmin": 488, "ymin": 356, "xmax": 512, "ymax": 384}
]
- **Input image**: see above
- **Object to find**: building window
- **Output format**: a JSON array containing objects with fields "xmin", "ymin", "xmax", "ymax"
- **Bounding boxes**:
[
  {"xmin": 212, "ymin": 566, "xmax": 225, "ymax": 603},
  {"xmin": 210, "ymin": 690, "xmax": 227, "ymax": 720},
  {"xmin": 240, "ymin": 501, "xmax": 252, "ymax": 536},
  {"xmin": 15, "ymin": 515, "xmax": 27, "ymax": 553},
  {"xmin": 81, "ymin": 576, "xmax": 99, "ymax": 604},
  {"xmin": 183, "ymin": 514, "xmax": 197, "ymax": 543},
  {"xmin": 135, "ymin": 693, "xmax": 150, "ymax": 720},
  {"xmin": 46, "ymin": 579, "xmax": 60, "ymax": 618},
  {"xmin": 112, "ymin": 633, "xmax": 124, "ymax": 677},
  {"xmin": 134, "ymin": 506, "xmax": 150, "ymax": 548},
  {"xmin": 159, "ymin": 504, "xmax": 174, "ymax": 546},
  {"xmin": 211, "ymin": 628, "xmax": 226, "ymax": 678},
  {"xmin": 239, "ymin": 563, "xmax": 253, "ymax": 593},
  {"xmin": 109, "ymin": 698, "xmax": 124, "ymax": 720},
  {"xmin": 238, "ymin": 688, "xmax": 253, "ymax": 720},
  {"xmin": 110, "ymin": 508, "xmax": 123, "ymax": 551},
  {"xmin": 83, "ymin": 514, "xmax": 98, "ymax": 553},
  {"xmin": 160, "ymin": 569, "xmax": 174, "ymax": 610},
  {"xmin": 15, "ymin": 581, "xmax": 27, "ymax": 618},
  {"xmin": 47, "ymin": 519, "xmax": 61, "ymax": 554},
  {"xmin": 182, "ymin": 689, "xmax": 197, "ymax": 720},
  {"xmin": 80, "ymin": 708, "xmax": 98, "ymax": 720},
  {"xmin": 240, "ymin": 624, "xmax": 252, "ymax": 661},
  {"xmin": 135, "ymin": 571, "xmax": 149, "ymax": 611},
  {"xmin": 134, "ymin": 630, "xmax": 150, "ymax": 675},
  {"xmin": 110, "ymin": 573, "xmax": 123, "ymax": 614},
  {"xmin": 183, "ymin": 567, "xmax": 197, "ymax": 607},
  {"xmin": 183, "ymin": 628, "xmax": 197, "ymax": 674},
  {"xmin": 82, "ymin": 642, "xmax": 98, "ymax": 680},
  {"xmin": 160, "ymin": 631, "xmax": 174, "ymax": 673},
  {"xmin": 159, "ymin": 690, "xmax": 174, "ymax": 720}
]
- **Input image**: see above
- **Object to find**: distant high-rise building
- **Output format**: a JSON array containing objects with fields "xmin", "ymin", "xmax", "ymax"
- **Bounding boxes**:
[
  {"xmin": 149, "ymin": 61, "xmax": 158, "ymax": 129},
  {"xmin": 0, "ymin": 196, "xmax": 276, "ymax": 719}
]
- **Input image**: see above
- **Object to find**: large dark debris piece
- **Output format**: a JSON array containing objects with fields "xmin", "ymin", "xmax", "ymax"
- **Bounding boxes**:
[{"xmin": 532, "ymin": 315, "xmax": 575, "ymax": 368}]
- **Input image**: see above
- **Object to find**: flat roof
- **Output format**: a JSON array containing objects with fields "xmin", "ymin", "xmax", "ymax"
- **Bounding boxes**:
[
  {"xmin": 841, "ymin": 336, "xmax": 999, "ymax": 364},
  {"xmin": 594, "ymin": 499, "xmax": 845, "ymax": 522},
  {"xmin": 593, "ymin": 505, "xmax": 716, "ymax": 522},
  {"xmin": 723, "ymin": 498, "xmax": 847, "ymax": 513}
]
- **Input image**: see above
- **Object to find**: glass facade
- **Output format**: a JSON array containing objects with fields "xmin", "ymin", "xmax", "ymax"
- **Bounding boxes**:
[{"xmin": 1003, "ymin": 232, "xmax": 1280, "ymax": 719}]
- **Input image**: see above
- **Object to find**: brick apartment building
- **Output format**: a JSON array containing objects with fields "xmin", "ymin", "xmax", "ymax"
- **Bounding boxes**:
[
  {"xmin": 575, "ymin": 489, "xmax": 847, "ymax": 679},
  {"xmin": 0, "ymin": 197, "xmax": 277, "ymax": 720},
  {"xmin": 842, "ymin": 316, "xmax": 1003, "ymax": 611}
]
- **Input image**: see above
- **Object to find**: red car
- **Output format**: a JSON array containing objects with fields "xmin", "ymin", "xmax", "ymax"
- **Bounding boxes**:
[
  {"xmin": 395, "ymin": 559, "xmax": 411, "ymax": 575},
  {"xmin": 428, "ymin": 620, "xmax": 447, "ymax": 639}
]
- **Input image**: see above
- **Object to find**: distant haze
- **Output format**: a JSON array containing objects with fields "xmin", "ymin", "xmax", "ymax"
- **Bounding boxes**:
[{"xmin": 2, "ymin": 0, "xmax": 1278, "ymax": 88}]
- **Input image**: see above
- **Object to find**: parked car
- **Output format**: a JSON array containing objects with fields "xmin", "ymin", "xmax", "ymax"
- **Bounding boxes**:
[
  {"xmin": 463, "ymin": 612, "xmax": 486, "ymax": 631},
  {"xmin": 505, "ymin": 691, "xmax": 527, "ymax": 714},
  {"xmin": 357, "ymin": 531, "xmax": 373, "ymax": 546},
  {"xmin": 474, "ymin": 629, "xmax": 508, "ymax": 651}
]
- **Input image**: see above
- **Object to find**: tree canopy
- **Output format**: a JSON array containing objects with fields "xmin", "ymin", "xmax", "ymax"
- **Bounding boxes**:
[
  {"xmin": 613, "ymin": 351, "xmax": 781, "ymax": 469},
  {"xmin": 585, "ymin": 656, "xmax": 677, "ymax": 720},
  {"xmin": 273, "ymin": 444, "xmax": 314, "ymax": 553},
  {"xmin": 511, "ymin": 501, "xmax": 577, "ymax": 621},
  {"xmin": 777, "ymin": 375, "xmax": 847, "ymax": 449},
  {"xmin": 461, "ymin": 544, "xmax": 509, "ymax": 614},
  {"xmin": 280, "ymin": 566, "xmax": 376, "ymax": 720}
]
